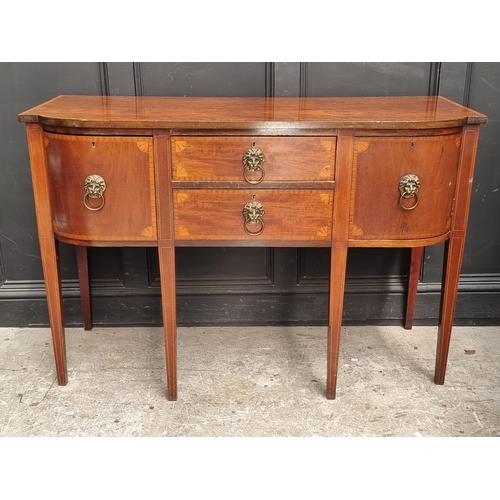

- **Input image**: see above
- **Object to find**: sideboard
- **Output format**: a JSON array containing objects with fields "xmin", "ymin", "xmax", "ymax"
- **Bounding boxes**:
[{"xmin": 18, "ymin": 96, "xmax": 487, "ymax": 400}]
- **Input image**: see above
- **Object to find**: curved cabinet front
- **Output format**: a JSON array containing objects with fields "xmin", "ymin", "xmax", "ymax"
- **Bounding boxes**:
[
  {"xmin": 45, "ymin": 133, "xmax": 157, "ymax": 244},
  {"xmin": 349, "ymin": 132, "xmax": 461, "ymax": 244},
  {"xmin": 19, "ymin": 95, "xmax": 486, "ymax": 401}
]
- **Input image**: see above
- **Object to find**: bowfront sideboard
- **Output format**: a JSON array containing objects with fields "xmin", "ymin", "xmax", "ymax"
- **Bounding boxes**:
[{"xmin": 18, "ymin": 96, "xmax": 487, "ymax": 400}]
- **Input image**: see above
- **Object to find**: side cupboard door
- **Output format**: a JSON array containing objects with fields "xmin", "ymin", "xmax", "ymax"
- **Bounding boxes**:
[{"xmin": 349, "ymin": 132, "xmax": 462, "ymax": 242}]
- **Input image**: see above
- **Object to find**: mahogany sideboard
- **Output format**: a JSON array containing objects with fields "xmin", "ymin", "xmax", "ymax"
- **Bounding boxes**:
[{"xmin": 18, "ymin": 96, "xmax": 487, "ymax": 400}]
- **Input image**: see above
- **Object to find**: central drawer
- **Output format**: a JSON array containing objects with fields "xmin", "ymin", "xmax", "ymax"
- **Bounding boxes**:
[
  {"xmin": 171, "ymin": 136, "xmax": 336, "ymax": 182},
  {"xmin": 173, "ymin": 189, "xmax": 333, "ymax": 243}
]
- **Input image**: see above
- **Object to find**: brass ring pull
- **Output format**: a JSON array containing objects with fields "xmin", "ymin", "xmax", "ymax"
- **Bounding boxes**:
[
  {"xmin": 83, "ymin": 193, "xmax": 105, "ymax": 211},
  {"xmin": 83, "ymin": 174, "xmax": 106, "ymax": 211},
  {"xmin": 399, "ymin": 192, "xmax": 419, "ymax": 211},
  {"xmin": 243, "ymin": 166, "xmax": 265, "ymax": 184},
  {"xmin": 242, "ymin": 142, "xmax": 265, "ymax": 185},
  {"xmin": 243, "ymin": 195, "xmax": 265, "ymax": 236},
  {"xmin": 244, "ymin": 218, "xmax": 265, "ymax": 236},
  {"xmin": 399, "ymin": 174, "xmax": 420, "ymax": 211}
]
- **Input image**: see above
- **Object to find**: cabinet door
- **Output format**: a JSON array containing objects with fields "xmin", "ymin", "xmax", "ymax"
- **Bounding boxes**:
[
  {"xmin": 349, "ymin": 133, "xmax": 461, "ymax": 242},
  {"xmin": 45, "ymin": 133, "xmax": 156, "ymax": 244}
]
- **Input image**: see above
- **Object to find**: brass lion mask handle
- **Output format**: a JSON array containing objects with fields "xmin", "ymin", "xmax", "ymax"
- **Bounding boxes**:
[
  {"xmin": 242, "ymin": 194, "xmax": 265, "ymax": 236},
  {"xmin": 242, "ymin": 142, "xmax": 266, "ymax": 184},
  {"xmin": 399, "ymin": 174, "xmax": 420, "ymax": 211},
  {"xmin": 83, "ymin": 174, "xmax": 106, "ymax": 211}
]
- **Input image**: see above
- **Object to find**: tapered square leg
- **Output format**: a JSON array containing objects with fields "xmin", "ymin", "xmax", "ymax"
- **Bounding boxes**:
[
  {"xmin": 75, "ymin": 245, "xmax": 92, "ymax": 331},
  {"xmin": 327, "ymin": 245, "xmax": 348, "ymax": 400},
  {"xmin": 404, "ymin": 247, "xmax": 423, "ymax": 330},
  {"xmin": 435, "ymin": 237, "xmax": 465, "ymax": 384},
  {"xmin": 158, "ymin": 245, "xmax": 177, "ymax": 401},
  {"xmin": 25, "ymin": 123, "xmax": 67, "ymax": 385},
  {"xmin": 39, "ymin": 237, "xmax": 67, "ymax": 385}
]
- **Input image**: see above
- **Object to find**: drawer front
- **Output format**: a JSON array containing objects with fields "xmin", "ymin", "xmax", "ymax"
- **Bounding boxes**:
[
  {"xmin": 174, "ymin": 189, "xmax": 333, "ymax": 242},
  {"xmin": 349, "ymin": 133, "xmax": 461, "ymax": 241},
  {"xmin": 171, "ymin": 136, "xmax": 336, "ymax": 182},
  {"xmin": 45, "ymin": 133, "xmax": 156, "ymax": 242}
]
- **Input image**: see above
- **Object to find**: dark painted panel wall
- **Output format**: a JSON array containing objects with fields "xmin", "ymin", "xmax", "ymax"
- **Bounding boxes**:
[
  {"xmin": 463, "ymin": 63, "xmax": 500, "ymax": 275},
  {"xmin": 0, "ymin": 63, "xmax": 103, "ymax": 286},
  {"xmin": 305, "ymin": 62, "xmax": 431, "ymax": 96},
  {"xmin": 141, "ymin": 62, "xmax": 268, "ymax": 97},
  {"xmin": 1, "ymin": 62, "xmax": 499, "ymax": 328}
]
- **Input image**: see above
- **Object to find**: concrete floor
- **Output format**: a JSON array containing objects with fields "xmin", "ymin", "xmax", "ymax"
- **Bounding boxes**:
[{"xmin": 0, "ymin": 324, "xmax": 499, "ymax": 437}]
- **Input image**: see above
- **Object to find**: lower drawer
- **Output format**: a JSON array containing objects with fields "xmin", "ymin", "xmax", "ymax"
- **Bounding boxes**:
[{"xmin": 173, "ymin": 189, "xmax": 333, "ymax": 242}]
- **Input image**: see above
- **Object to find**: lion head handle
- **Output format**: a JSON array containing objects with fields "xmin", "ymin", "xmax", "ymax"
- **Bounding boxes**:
[{"xmin": 84, "ymin": 174, "xmax": 106, "ymax": 198}]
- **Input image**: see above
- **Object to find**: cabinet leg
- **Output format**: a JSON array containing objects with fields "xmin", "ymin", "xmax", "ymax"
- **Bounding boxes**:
[
  {"xmin": 327, "ymin": 245, "xmax": 348, "ymax": 400},
  {"xmin": 158, "ymin": 246, "xmax": 177, "ymax": 401},
  {"xmin": 75, "ymin": 245, "xmax": 92, "ymax": 331},
  {"xmin": 435, "ymin": 237, "xmax": 464, "ymax": 384},
  {"xmin": 40, "ymin": 238, "xmax": 67, "ymax": 385},
  {"xmin": 404, "ymin": 247, "xmax": 423, "ymax": 330}
]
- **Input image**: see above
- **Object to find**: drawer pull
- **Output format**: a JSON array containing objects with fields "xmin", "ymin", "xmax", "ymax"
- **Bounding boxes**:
[
  {"xmin": 399, "ymin": 174, "xmax": 420, "ymax": 211},
  {"xmin": 242, "ymin": 142, "xmax": 266, "ymax": 184},
  {"xmin": 243, "ymin": 195, "xmax": 265, "ymax": 236},
  {"xmin": 83, "ymin": 174, "xmax": 106, "ymax": 211}
]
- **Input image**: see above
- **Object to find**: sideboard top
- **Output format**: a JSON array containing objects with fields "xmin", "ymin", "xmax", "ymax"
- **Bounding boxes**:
[{"xmin": 18, "ymin": 95, "xmax": 488, "ymax": 130}]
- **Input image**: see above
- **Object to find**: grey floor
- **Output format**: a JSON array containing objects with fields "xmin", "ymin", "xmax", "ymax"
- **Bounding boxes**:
[{"xmin": 1, "ymin": 324, "xmax": 499, "ymax": 437}]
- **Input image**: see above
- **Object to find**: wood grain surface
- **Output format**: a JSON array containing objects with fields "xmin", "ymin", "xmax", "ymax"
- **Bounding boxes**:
[
  {"xmin": 45, "ymin": 133, "xmax": 157, "ymax": 243},
  {"xmin": 349, "ymin": 132, "xmax": 461, "ymax": 241},
  {"xmin": 171, "ymin": 136, "xmax": 335, "ymax": 181},
  {"xmin": 173, "ymin": 189, "xmax": 333, "ymax": 242},
  {"xmin": 19, "ymin": 96, "xmax": 487, "ymax": 129}
]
